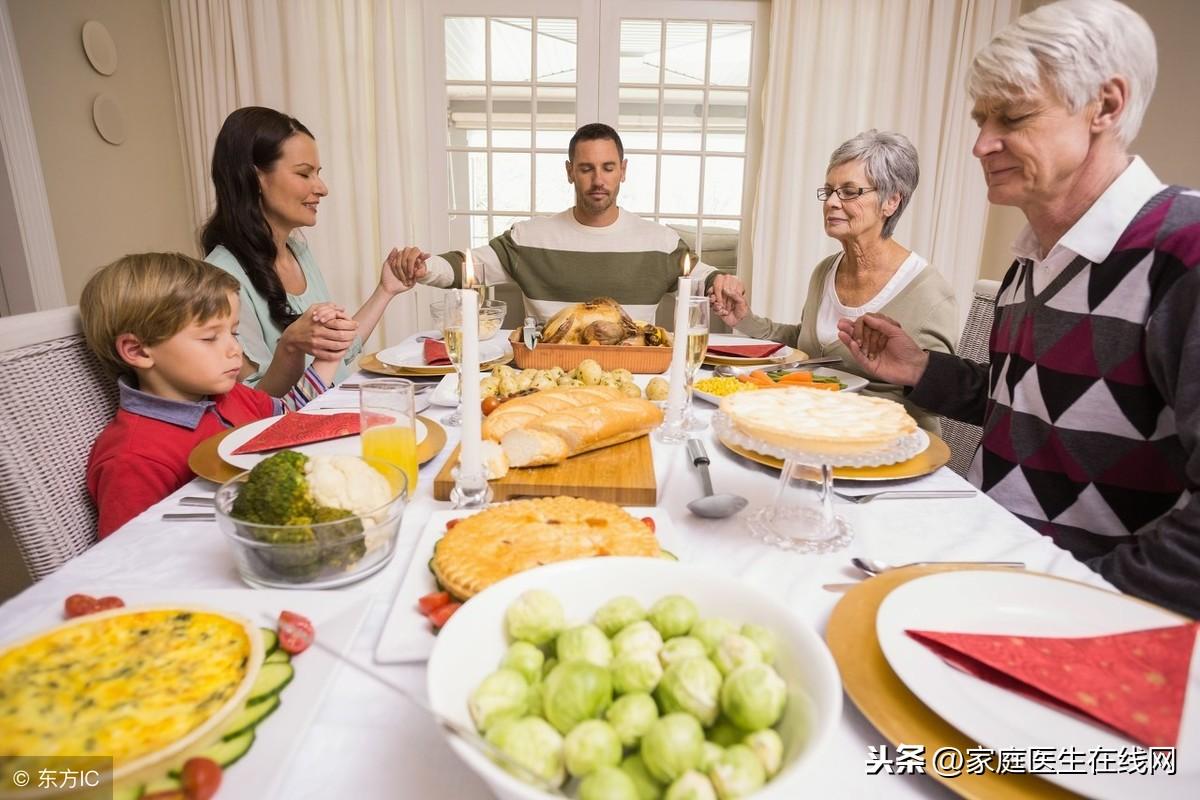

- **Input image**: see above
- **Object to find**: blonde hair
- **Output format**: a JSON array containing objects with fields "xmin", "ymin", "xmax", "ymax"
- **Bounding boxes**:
[{"xmin": 80, "ymin": 252, "xmax": 241, "ymax": 380}]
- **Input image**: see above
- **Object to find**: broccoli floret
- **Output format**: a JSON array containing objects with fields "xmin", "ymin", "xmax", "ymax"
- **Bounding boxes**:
[
  {"xmin": 231, "ymin": 451, "xmax": 313, "ymax": 524},
  {"xmin": 311, "ymin": 505, "xmax": 366, "ymax": 569}
]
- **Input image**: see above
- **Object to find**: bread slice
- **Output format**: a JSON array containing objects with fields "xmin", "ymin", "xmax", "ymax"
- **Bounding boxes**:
[{"xmin": 501, "ymin": 428, "xmax": 572, "ymax": 467}]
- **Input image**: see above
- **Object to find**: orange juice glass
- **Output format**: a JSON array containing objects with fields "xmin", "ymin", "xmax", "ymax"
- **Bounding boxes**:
[{"xmin": 360, "ymin": 379, "xmax": 419, "ymax": 492}]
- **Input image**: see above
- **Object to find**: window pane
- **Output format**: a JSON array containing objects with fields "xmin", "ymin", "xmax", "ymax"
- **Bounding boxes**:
[
  {"xmin": 472, "ymin": 214, "xmax": 489, "ymax": 248},
  {"xmin": 536, "ymin": 86, "xmax": 575, "ymax": 148},
  {"xmin": 621, "ymin": 153, "xmax": 657, "ymax": 214},
  {"xmin": 618, "ymin": 87, "xmax": 658, "ymax": 149},
  {"xmin": 706, "ymin": 90, "xmax": 748, "ymax": 153},
  {"xmin": 446, "ymin": 84, "xmax": 487, "ymax": 147},
  {"xmin": 703, "ymin": 156, "xmax": 744, "ymax": 216},
  {"xmin": 710, "ymin": 23, "xmax": 751, "ymax": 86},
  {"xmin": 537, "ymin": 18, "xmax": 576, "ymax": 83},
  {"xmin": 492, "ymin": 215, "xmax": 530, "ymax": 237},
  {"xmin": 665, "ymin": 21, "xmax": 706, "ymax": 85},
  {"xmin": 447, "ymin": 151, "xmax": 488, "ymax": 211},
  {"xmin": 445, "ymin": 18, "xmax": 485, "ymax": 81},
  {"xmin": 491, "ymin": 18, "xmax": 532, "ymax": 82},
  {"xmin": 659, "ymin": 155, "xmax": 700, "ymax": 215},
  {"xmin": 620, "ymin": 20, "xmax": 662, "ymax": 84},
  {"xmin": 493, "ymin": 152, "xmax": 532, "ymax": 212},
  {"xmin": 492, "ymin": 85, "xmax": 531, "ymax": 148},
  {"xmin": 535, "ymin": 152, "xmax": 572, "ymax": 212},
  {"xmin": 662, "ymin": 88, "xmax": 703, "ymax": 151}
]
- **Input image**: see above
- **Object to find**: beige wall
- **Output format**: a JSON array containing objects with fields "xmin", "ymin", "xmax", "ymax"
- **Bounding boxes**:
[
  {"xmin": 6, "ymin": 0, "xmax": 195, "ymax": 305},
  {"xmin": 977, "ymin": 0, "xmax": 1200, "ymax": 279}
]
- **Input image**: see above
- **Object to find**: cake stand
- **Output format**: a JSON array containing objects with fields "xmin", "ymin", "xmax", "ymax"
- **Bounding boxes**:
[{"xmin": 713, "ymin": 411, "xmax": 926, "ymax": 553}]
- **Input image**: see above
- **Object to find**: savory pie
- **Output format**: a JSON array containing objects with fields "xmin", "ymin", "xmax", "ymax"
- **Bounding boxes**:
[
  {"xmin": 721, "ymin": 386, "xmax": 917, "ymax": 455},
  {"xmin": 432, "ymin": 497, "xmax": 661, "ymax": 599}
]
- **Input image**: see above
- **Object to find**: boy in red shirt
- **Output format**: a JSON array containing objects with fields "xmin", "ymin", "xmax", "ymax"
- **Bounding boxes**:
[{"xmin": 82, "ymin": 253, "xmax": 282, "ymax": 537}]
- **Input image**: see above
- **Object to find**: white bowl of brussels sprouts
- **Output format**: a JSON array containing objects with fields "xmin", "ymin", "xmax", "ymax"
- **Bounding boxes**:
[{"xmin": 426, "ymin": 557, "xmax": 842, "ymax": 799}]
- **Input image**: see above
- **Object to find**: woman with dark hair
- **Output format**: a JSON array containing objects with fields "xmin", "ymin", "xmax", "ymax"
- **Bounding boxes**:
[{"xmin": 202, "ymin": 106, "xmax": 407, "ymax": 408}]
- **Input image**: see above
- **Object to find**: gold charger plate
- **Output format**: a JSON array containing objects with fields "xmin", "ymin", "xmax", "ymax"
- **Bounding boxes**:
[
  {"xmin": 187, "ymin": 414, "xmax": 448, "ymax": 484},
  {"xmin": 718, "ymin": 430, "xmax": 951, "ymax": 481},
  {"xmin": 702, "ymin": 346, "xmax": 806, "ymax": 368},
  {"xmin": 359, "ymin": 351, "xmax": 513, "ymax": 377},
  {"xmin": 827, "ymin": 565, "xmax": 1075, "ymax": 800}
]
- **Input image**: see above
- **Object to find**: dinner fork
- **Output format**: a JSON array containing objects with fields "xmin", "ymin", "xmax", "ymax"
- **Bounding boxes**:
[{"xmin": 832, "ymin": 489, "xmax": 976, "ymax": 504}]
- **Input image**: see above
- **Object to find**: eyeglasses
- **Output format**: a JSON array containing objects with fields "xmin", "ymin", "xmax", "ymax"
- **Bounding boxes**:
[{"xmin": 817, "ymin": 186, "xmax": 877, "ymax": 202}]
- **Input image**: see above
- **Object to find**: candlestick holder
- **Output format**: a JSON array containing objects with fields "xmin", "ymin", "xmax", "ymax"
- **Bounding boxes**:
[
  {"xmin": 450, "ymin": 467, "xmax": 493, "ymax": 509},
  {"xmin": 653, "ymin": 403, "xmax": 688, "ymax": 445}
]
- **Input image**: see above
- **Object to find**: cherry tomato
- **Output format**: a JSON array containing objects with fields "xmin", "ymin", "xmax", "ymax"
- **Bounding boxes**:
[
  {"xmin": 445, "ymin": 518, "xmax": 461, "ymax": 530},
  {"xmin": 418, "ymin": 591, "xmax": 452, "ymax": 616},
  {"xmin": 180, "ymin": 756, "xmax": 222, "ymax": 800},
  {"xmin": 428, "ymin": 602, "xmax": 462, "ymax": 630},
  {"xmin": 64, "ymin": 594, "xmax": 98, "ymax": 619},
  {"xmin": 641, "ymin": 517, "xmax": 656, "ymax": 534},
  {"xmin": 94, "ymin": 596, "xmax": 125, "ymax": 611},
  {"xmin": 481, "ymin": 396, "xmax": 502, "ymax": 416},
  {"xmin": 277, "ymin": 610, "xmax": 314, "ymax": 655}
]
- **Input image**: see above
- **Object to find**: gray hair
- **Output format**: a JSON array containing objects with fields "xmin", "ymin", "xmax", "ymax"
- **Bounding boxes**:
[
  {"xmin": 828, "ymin": 129, "xmax": 919, "ymax": 240},
  {"xmin": 968, "ymin": 0, "xmax": 1156, "ymax": 147}
]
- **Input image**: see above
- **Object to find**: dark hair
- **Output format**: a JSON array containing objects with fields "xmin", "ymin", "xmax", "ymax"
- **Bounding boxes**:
[
  {"xmin": 568, "ymin": 123, "xmax": 624, "ymax": 162},
  {"xmin": 200, "ymin": 106, "xmax": 314, "ymax": 331}
]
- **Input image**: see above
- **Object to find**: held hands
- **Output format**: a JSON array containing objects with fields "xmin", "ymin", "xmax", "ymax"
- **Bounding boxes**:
[
  {"xmin": 284, "ymin": 302, "xmax": 358, "ymax": 361},
  {"xmin": 836, "ymin": 312, "xmax": 928, "ymax": 387},
  {"xmin": 707, "ymin": 273, "xmax": 750, "ymax": 327},
  {"xmin": 392, "ymin": 246, "xmax": 430, "ymax": 289}
]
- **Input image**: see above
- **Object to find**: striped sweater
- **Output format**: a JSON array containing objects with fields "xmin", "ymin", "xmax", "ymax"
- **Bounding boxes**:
[
  {"xmin": 418, "ymin": 209, "xmax": 719, "ymax": 323},
  {"xmin": 910, "ymin": 185, "xmax": 1200, "ymax": 618}
]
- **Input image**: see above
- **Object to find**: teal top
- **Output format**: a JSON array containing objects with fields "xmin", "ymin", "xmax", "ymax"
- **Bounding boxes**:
[{"xmin": 205, "ymin": 239, "xmax": 359, "ymax": 388}]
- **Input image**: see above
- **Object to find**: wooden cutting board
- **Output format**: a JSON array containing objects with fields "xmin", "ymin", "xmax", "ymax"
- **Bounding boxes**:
[{"xmin": 433, "ymin": 436, "xmax": 657, "ymax": 505}]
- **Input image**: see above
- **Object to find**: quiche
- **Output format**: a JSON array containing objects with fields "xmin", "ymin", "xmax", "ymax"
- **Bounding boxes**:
[
  {"xmin": 432, "ymin": 497, "xmax": 661, "ymax": 599},
  {"xmin": 721, "ymin": 386, "xmax": 917, "ymax": 455},
  {"xmin": 0, "ymin": 607, "xmax": 261, "ymax": 788}
]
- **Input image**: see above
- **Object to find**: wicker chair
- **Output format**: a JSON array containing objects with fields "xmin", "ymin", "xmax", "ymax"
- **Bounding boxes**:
[
  {"xmin": 941, "ymin": 279, "xmax": 1000, "ymax": 477},
  {"xmin": 0, "ymin": 307, "xmax": 116, "ymax": 581}
]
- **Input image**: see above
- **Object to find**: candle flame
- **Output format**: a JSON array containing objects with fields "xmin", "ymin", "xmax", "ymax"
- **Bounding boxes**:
[
  {"xmin": 463, "ymin": 249, "xmax": 476, "ymax": 288},
  {"xmin": 680, "ymin": 253, "xmax": 695, "ymax": 277}
]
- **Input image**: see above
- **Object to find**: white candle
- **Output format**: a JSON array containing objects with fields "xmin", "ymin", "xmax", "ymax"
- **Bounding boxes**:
[
  {"xmin": 459, "ymin": 286, "xmax": 482, "ymax": 479},
  {"xmin": 666, "ymin": 256, "xmax": 693, "ymax": 423}
]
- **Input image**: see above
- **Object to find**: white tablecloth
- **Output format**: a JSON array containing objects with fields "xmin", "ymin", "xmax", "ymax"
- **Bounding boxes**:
[{"xmin": 0, "ymin": 366, "xmax": 1115, "ymax": 800}]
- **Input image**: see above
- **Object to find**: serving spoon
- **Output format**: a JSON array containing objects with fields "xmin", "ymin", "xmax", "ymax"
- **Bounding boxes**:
[
  {"xmin": 685, "ymin": 439, "xmax": 748, "ymax": 518},
  {"xmin": 712, "ymin": 355, "xmax": 841, "ymax": 377},
  {"xmin": 851, "ymin": 557, "xmax": 1025, "ymax": 577}
]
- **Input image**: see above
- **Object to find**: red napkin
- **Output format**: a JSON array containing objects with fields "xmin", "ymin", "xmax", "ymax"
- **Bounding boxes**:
[
  {"xmin": 424, "ymin": 339, "xmax": 451, "ymax": 366},
  {"xmin": 706, "ymin": 343, "xmax": 784, "ymax": 358},
  {"xmin": 907, "ymin": 622, "xmax": 1199, "ymax": 747},
  {"xmin": 232, "ymin": 413, "xmax": 361, "ymax": 455}
]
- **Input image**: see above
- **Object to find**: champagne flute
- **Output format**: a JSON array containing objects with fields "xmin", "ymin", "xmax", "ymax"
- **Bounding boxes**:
[
  {"xmin": 682, "ymin": 297, "xmax": 710, "ymax": 431},
  {"xmin": 431, "ymin": 299, "xmax": 466, "ymax": 426}
]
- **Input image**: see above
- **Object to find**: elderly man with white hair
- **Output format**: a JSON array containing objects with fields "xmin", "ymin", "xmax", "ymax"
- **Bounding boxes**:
[{"xmin": 840, "ymin": 0, "xmax": 1200, "ymax": 617}]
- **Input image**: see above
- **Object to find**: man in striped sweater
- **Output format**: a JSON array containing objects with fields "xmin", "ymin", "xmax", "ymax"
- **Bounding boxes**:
[
  {"xmin": 396, "ymin": 123, "xmax": 719, "ymax": 323},
  {"xmin": 839, "ymin": 0, "xmax": 1200, "ymax": 618}
]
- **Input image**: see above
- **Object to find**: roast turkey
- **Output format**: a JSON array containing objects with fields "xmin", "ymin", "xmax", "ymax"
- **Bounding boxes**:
[{"xmin": 540, "ymin": 297, "xmax": 671, "ymax": 347}]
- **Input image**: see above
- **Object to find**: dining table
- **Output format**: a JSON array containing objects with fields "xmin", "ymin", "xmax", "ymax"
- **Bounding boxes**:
[{"xmin": 0, "ymin": 335, "xmax": 1125, "ymax": 800}]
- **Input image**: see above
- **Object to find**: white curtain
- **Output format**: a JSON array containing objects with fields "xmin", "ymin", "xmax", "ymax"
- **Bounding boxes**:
[
  {"xmin": 163, "ymin": 0, "xmax": 431, "ymax": 349},
  {"xmin": 748, "ymin": 0, "xmax": 1018, "ymax": 331}
]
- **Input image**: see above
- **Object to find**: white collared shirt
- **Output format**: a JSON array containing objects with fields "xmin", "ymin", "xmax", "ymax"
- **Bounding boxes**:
[{"xmin": 1011, "ymin": 156, "xmax": 1166, "ymax": 294}]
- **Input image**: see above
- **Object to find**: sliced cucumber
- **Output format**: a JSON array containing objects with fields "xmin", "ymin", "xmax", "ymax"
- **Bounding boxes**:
[
  {"xmin": 142, "ymin": 776, "xmax": 181, "ymax": 793},
  {"xmin": 223, "ymin": 693, "xmax": 280, "ymax": 740},
  {"xmin": 112, "ymin": 785, "xmax": 144, "ymax": 800},
  {"xmin": 264, "ymin": 648, "xmax": 291, "ymax": 665},
  {"xmin": 658, "ymin": 549, "xmax": 678, "ymax": 561},
  {"xmin": 169, "ymin": 730, "xmax": 255, "ymax": 778},
  {"xmin": 247, "ymin": 661, "xmax": 294, "ymax": 705},
  {"xmin": 259, "ymin": 627, "xmax": 279, "ymax": 659}
]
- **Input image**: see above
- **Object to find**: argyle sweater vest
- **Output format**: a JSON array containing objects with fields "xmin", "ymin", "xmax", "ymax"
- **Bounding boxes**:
[{"xmin": 968, "ymin": 186, "xmax": 1200, "ymax": 560}]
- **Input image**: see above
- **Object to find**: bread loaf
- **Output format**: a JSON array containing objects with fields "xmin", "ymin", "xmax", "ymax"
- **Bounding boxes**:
[
  {"xmin": 501, "ymin": 397, "xmax": 663, "ymax": 467},
  {"xmin": 483, "ymin": 385, "xmax": 621, "ymax": 441}
]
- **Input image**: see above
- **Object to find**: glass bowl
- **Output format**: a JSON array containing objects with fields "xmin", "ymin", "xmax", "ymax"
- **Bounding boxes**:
[
  {"xmin": 214, "ymin": 459, "xmax": 408, "ymax": 589},
  {"xmin": 431, "ymin": 298, "xmax": 507, "ymax": 341}
]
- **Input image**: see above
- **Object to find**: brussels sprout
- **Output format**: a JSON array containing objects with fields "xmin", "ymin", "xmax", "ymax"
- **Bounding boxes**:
[
  {"xmin": 485, "ymin": 715, "xmax": 566, "ymax": 787},
  {"xmin": 564, "ymin": 719, "xmax": 624, "ymax": 777},
  {"xmin": 506, "ymin": 590, "xmax": 565, "ymax": 646},
  {"xmin": 543, "ymin": 657, "xmax": 559, "ymax": 679},
  {"xmin": 543, "ymin": 660, "xmax": 613, "ymax": 734},
  {"xmin": 621, "ymin": 754, "xmax": 665, "ymax": 800},
  {"xmin": 641, "ymin": 713, "xmax": 705, "ymax": 784},
  {"xmin": 720, "ymin": 664, "xmax": 787, "ymax": 732},
  {"xmin": 664, "ymin": 771, "xmax": 717, "ymax": 800},
  {"xmin": 579, "ymin": 765, "xmax": 640, "ymax": 800},
  {"xmin": 612, "ymin": 620, "xmax": 665, "ymax": 659},
  {"xmin": 611, "ymin": 651, "xmax": 664, "ymax": 695},
  {"xmin": 557, "ymin": 624, "xmax": 613, "ymax": 667},
  {"xmin": 606, "ymin": 692, "xmax": 659, "ymax": 748},
  {"xmin": 698, "ymin": 742, "xmax": 725, "ymax": 773},
  {"xmin": 468, "ymin": 668, "xmax": 528, "ymax": 733},
  {"xmin": 527, "ymin": 680, "xmax": 545, "ymax": 718},
  {"xmin": 708, "ymin": 744, "xmax": 765, "ymax": 799},
  {"xmin": 656, "ymin": 657, "xmax": 723, "ymax": 726},
  {"xmin": 501, "ymin": 641, "xmax": 545, "ymax": 684},
  {"xmin": 739, "ymin": 624, "xmax": 779, "ymax": 666},
  {"xmin": 689, "ymin": 619, "xmax": 737, "ymax": 655},
  {"xmin": 743, "ymin": 729, "xmax": 783, "ymax": 778},
  {"xmin": 705, "ymin": 718, "xmax": 744, "ymax": 748},
  {"xmin": 647, "ymin": 596, "xmax": 698, "ymax": 639},
  {"xmin": 594, "ymin": 596, "xmax": 646, "ymax": 637},
  {"xmin": 659, "ymin": 637, "xmax": 708, "ymax": 669},
  {"xmin": 711, "ymin": 634, "xmax": 763, "ymax": 677}
]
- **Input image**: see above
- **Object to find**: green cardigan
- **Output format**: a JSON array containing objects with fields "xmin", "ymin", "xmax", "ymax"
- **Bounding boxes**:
[{"xmin": 735, "ymin": 253, "xmax": 958, "ymax": 432}]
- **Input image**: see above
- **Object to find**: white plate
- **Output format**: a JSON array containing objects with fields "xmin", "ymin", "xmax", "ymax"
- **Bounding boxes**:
[
  {"xmin": 218, "ymin": 410, "xmax": 429, "ymax": 471},
  {"xmin": 876, "ymin": 571, "xmax": 1198, "ymax": 799},
  {"xmin": 0, "ymin": 588, "xmax": 370, "ymax": 800},
  {"xmin": 376, "ymin": 334, "xmax": 507, "ymax": 369},
  {"xmin": 693, "ymin": 367, "xmax": 868, "ymax": 405},
  {"xmin": 375, "ymin": 507, "xmax": 683, "ymax": 664},
  {"xmin": 705, "ymin": 333, "xmax": 796, "ymax": 363}
]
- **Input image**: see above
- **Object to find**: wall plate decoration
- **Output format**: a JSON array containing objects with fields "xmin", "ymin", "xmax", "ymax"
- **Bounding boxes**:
[
  {"xmin": 81, "ymin": 20, "xmax": 117, "ymax": 76},
  {"xmin": 92, "ymin": 94, "xmax": 125, "ymax": 145}
]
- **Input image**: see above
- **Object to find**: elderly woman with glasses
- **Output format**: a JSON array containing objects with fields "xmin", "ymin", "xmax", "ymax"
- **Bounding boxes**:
[{"xmin": 709, "ymin": 129, "xmax": 956, "ymax": 430}]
